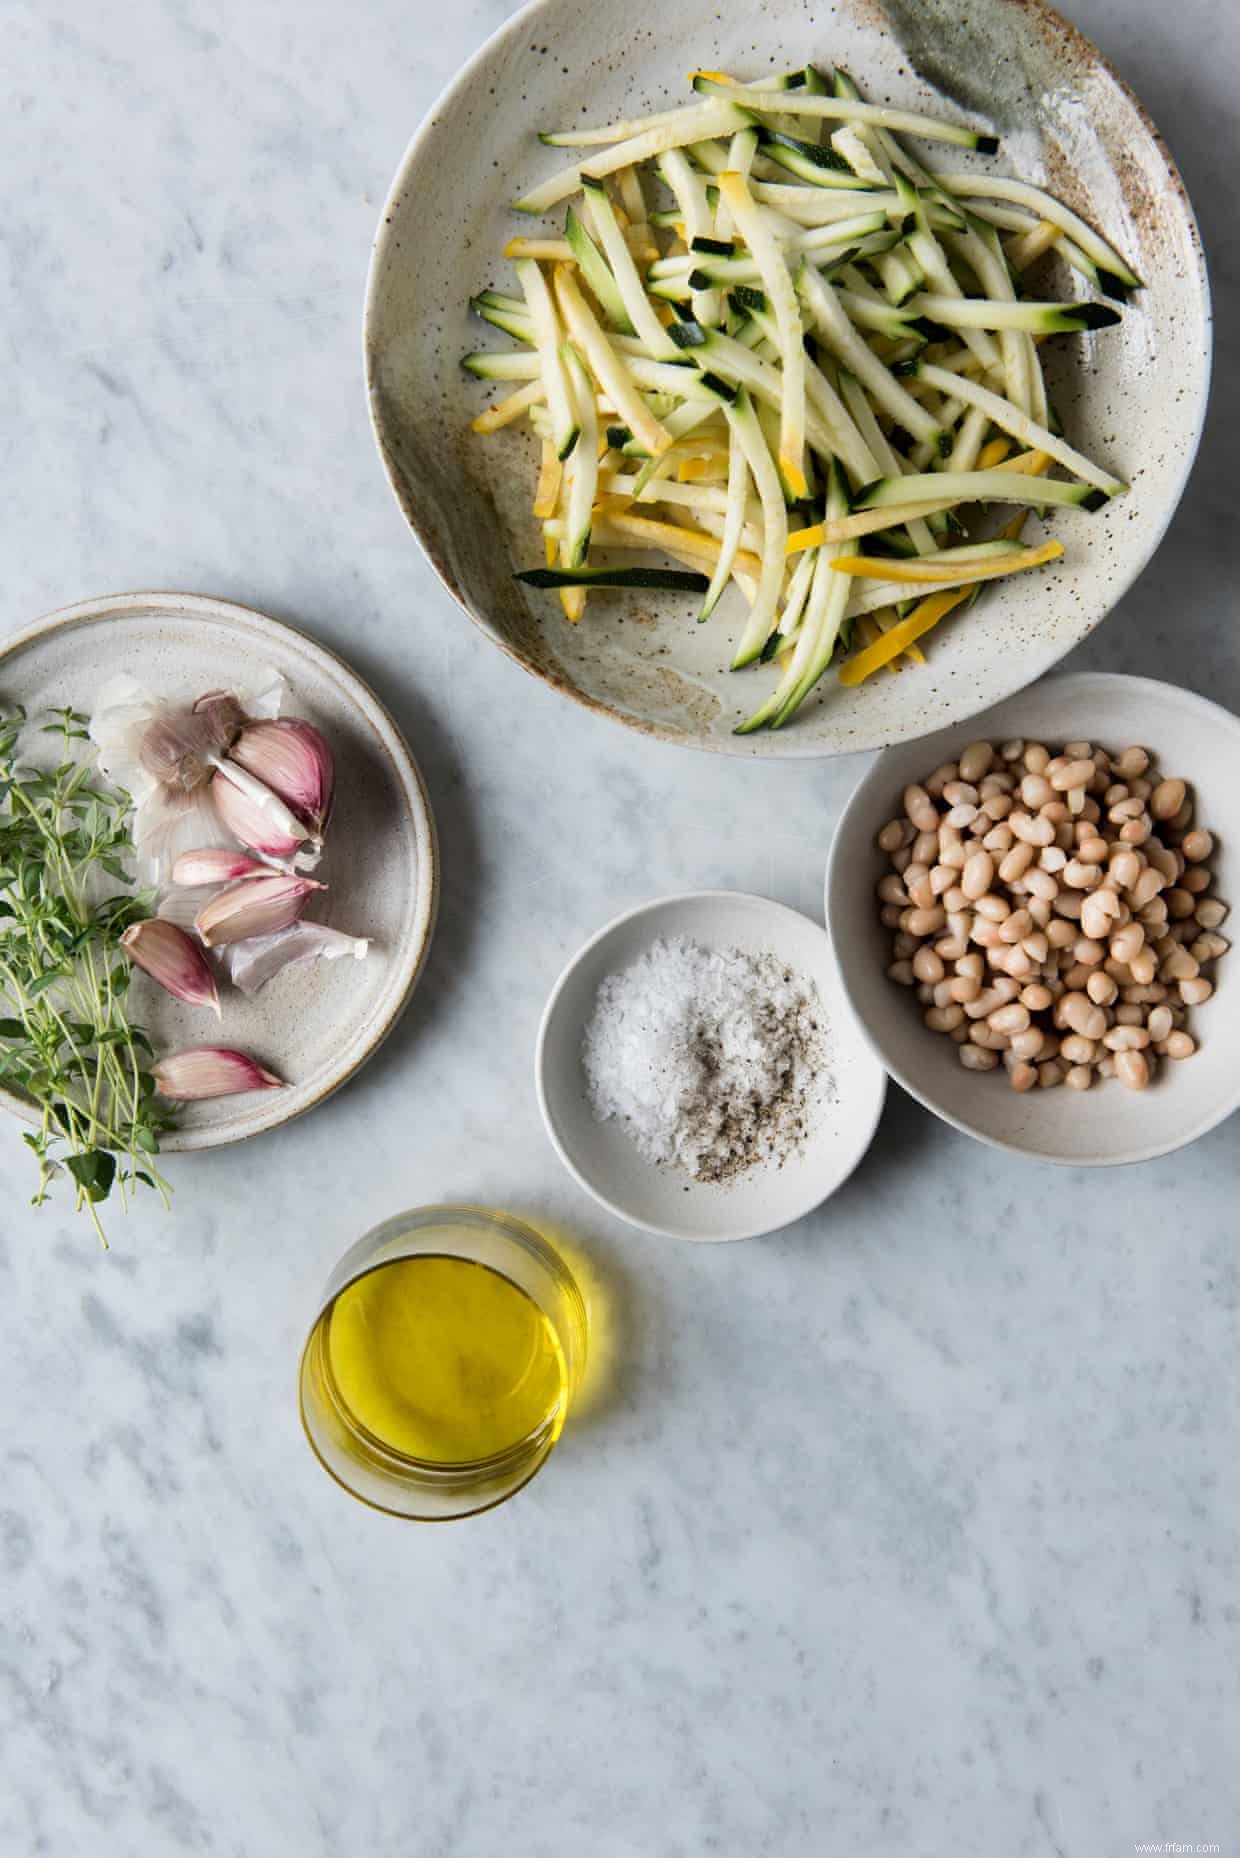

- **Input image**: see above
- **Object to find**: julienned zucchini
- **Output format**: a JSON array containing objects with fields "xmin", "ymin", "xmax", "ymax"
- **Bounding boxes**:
[
  {"xmin": 852, "ymin": 470, "xmax": 1108, "ymax": 512},
  {"xmin": 516, "ymin": 566, "xmax": 710, "ymax": 591},
  {"xmin": 464, "ymin": 58, "xmax": 1136, "ymax": 727}
]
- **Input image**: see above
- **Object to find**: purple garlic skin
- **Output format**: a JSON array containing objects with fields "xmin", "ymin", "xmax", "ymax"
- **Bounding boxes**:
[
  {"xmin": 152, "ymin": 1048, "xmax": 284, "ymax": 1100},
  {"xmin": 120, "ymin": 919, "xmax": 221, "ymax": 1016},
  {"xmin": 229, "ymin": 718, "xmax": 335, "ymax": 836},
  {"xmin": 210, "ymin": 766, "xmax": 312, "ymax": 862},
  {"xmin": 170, "ymin": 847, "xmax": 271, "ymax": 887}
]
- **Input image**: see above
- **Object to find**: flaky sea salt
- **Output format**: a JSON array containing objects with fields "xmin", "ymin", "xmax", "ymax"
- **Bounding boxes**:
[{"xmin": 582, "ymin": 935, "xmax": 824, "ymax": 1183}]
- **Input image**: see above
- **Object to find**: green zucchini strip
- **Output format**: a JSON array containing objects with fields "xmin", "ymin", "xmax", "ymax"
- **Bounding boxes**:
[
  {"xmin": 691, "ymin": 76, "xmax": 998, "ymax": 152},
  {"xmin": 698, "ymin": 424, "xmax": 752, "ymax": 622},
  {"xmin": 580, "ymin": 178, "xmax": 676, "ymax": 356},
  {"xmin": 717, "ymin": 169, "xmax": 808, "ymax": 498},
  {"xmin": 914, "ymin": 362, "xmax": 1127, "ymax": 496},
  {"xmin": 772, "ymin": 464, "xmax": 854, "ymax": 726},
  {"xmin": 798, "ymin": 264, "xmax": 944, "ymax": 450},
  {"xmin": 934, "ymin": 173, "xmax": 1142, "ymax": 290},
  {"xmin": 539, "ymin": 100, "xmax": 744, "ymax": 149},
  {"xmin": 462, "ymin": 350, "xmax": 540, "ymax": 380},
  {"xmin": 469, "ymin": 293, "xmax": 535, "ymax": 342},
  {"xmin": 725, "ymin": 390, "xmax": 790, "ymax": 667},
  {"xmin": 561, "ymin": 344, "xmax": 598, "ymax": 567},
  {"xmin": 852, "ymin": 468, "xmax": 1102, "ymax": 512},
  {"xmin": 515, "ymin": 260, "xmax": 580, "ymax": 459},
  {"xmin": 564, "ymin": 207, "xmax": 633, "ymax": 333},
  {"xmin": 837, "ymin": 371, "xmax": 938, "ymax": 556},
  {"xmin": 517, "ymin": 567, "xmax": 709, "ymax": 591},
  {"xmin": 514, "ymin": 103, "xmax": 748, "ymax": 215},
  {"xmin": 909, "ymin": 293, "xmax": 1122, "ymax": 335}
]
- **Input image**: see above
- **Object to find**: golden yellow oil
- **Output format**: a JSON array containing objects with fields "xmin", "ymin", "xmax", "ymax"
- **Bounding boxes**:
[{"xmin": 317, "ymin": 1253, "xmax": 569, "ymax": 1467}]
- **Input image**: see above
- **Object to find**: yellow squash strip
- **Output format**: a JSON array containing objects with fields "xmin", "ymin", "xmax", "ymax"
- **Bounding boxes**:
[
  {"xmin": 875, "ymin": 608, "xmax": 926, "ymax": 668},
  {"xmin": 829, "ymin": 539, "xmax": 1065, "ymax": 583},
  {"xmin": 785, "ymin": 447, "xmax": 1055, "ymax": 553},
  {"xmin": 505, "ymin": 238, "xmax": 575, "ymax": 261},
  {"xmin": 597, "ymin": 509, "xmax": 763, "ymax": 577},
  {"xmin": 559, "ymin": 587, "xmax": 586, "ymax": 622},
  {"xmin": 678, "ymin": 454, "xmax": 730, "ymax": 481},
  {"xmin": 532, "ymin": 440, "xmax": 562, "ymax": 519},
  {"xmin": 788, "ymin": 500, "xmax": 955, "ymax": 557},
  {"xmin": 839, "ymin": 588, "xmax": 973, "ymax": 685},
  {"xmin": 1007, "ymin": 219, "xmax": 1063, "ymax": 271},
  {"xmin": 470, "ymin": 379, "xmax": 546, "ymax": 433},
  {"xmin": 552, "ymin": 266, "xmax": 673, "ymax": 457},
  {"xmin": 977, "ymin": 435, "xmax": 1013, "ymax": 469}
]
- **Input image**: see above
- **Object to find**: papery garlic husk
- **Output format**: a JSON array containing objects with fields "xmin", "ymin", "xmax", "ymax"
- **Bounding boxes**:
[
  {"xmin": 140, "ymin": 694, "xmax": 246, "ymax": 792},
  {"xmin": 157, "ymin": 882, "xmax": 223, "ymax": 934},
  {"xmin": 130, "ymin": 786, "xmax": 236, "ymax": 889},
  {"xmin": 152, "ymin": 1048, "xmax": 284, "ymax": 1100},
  {"xmin": 220, "ymin": 923, "xmax": 371, "ymax": 995},
  {"xmin": 120, "ymin": 918, "xmax": 221, "ymax": 1016},
  {"xmin": 210, "ymin": 761, "xmax": 319, "ymax": 865},
  {"xmin": 171, "ymin": 847, "xmax": 271, "ymax": 887},
  {"xmin": 194, "ymin": 872, "xmax": 323, "ymax": 947},
  {"xmin": 229, "ymin": 718, "xmax": 335, "ymax": 836}
]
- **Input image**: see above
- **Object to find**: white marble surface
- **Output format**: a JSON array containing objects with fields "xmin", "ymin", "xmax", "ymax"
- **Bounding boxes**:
[{"xmin": 2, "ymin": 0, "xmax": 1238, "ymax": 1851}]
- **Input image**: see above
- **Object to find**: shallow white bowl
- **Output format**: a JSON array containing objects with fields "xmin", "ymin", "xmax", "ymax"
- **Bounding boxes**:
[
  {"xmin": 366, "ymin": 0, "xmax": 1209, "ymax": 756},
  {"xmin": 826, "ymin": 673, "xmax": 1240, "ymax": 1166},
  {"xmin": 536, "ymin": 891, "xmax": 886, "ymax": 1240}
]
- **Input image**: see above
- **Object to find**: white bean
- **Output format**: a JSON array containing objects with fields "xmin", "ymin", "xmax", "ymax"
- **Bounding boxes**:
[
  {"xmin": 1115, "ymin": 1049, "xmax": 1150, "ymax": 1090},
  {"xmin": 961, "ymin": 851, "xmax": 994, "ymax": 902},
  {"xmin": 958, "ymin": 741, "xmax": 994, "ymax": 783}
]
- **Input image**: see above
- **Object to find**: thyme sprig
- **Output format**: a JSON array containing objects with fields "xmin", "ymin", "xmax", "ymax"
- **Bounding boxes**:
[{"xmin": 0, "ymin": 705, "xmax": 175, "ymax": 1242}]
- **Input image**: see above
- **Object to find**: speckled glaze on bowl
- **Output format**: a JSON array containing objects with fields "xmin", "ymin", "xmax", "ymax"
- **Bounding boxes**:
[
  {"xmin": 0, "ymin": 593, "xmax": 439, "ymax": 1151},
  {"xmin": 365, "ymin": 0, "xmax": 1210, "ymax": 758},
  {"xmin": 826, "ymin": 673, "xmax": 1240, "ymax": 1165}
]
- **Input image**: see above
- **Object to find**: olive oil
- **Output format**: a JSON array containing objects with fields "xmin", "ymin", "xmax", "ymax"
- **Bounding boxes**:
[
  {"xmin": 300, "ymin": 1207, "xmax": 587, "ymax": 1519},
  {"xmin": 320, "ymin": 1253, "xmax": 569, "ymax": 1465}
]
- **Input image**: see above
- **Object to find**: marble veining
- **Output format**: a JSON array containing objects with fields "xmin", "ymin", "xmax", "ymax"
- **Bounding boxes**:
[{"xmin": 1, "ymin": 0, "xmax": 1238, "ymax": 1851}]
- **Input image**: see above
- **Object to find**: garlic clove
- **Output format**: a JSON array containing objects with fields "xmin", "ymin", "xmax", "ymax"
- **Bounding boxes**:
[
  {"xmin": 120, "ymin": 918, "xmax": 221, "ymax": 1016},
  {"xmin": 171, "ymin": 847, "xmax": 271, "ymax": 887},
  {"xmin": 229, "ymin": 719, "xmax": 334, "ymax": 836},
  {"xmin": 210, "ymin": 762, "xmax": 316, "ymax": 863},
  {"xmin": 152, "ymin": 1048, "xmax": 284, "ymax": 1100},
  {"xmin": 193, "ymin": 872, "xmax": 323, "ymax": 947}
]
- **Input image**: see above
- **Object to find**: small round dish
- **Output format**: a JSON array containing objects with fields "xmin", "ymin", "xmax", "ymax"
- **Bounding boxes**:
[
  {"xmin": 0, "ymin": 592, "xmax": 439, "ymax": 1150},
  {"xmin": 536, "ymin": 891, "xmax": 886, "ymax": 1241},
  {"xmin": 826, "ymin": 672, "xmax": 1240, "ymax": 1167}
]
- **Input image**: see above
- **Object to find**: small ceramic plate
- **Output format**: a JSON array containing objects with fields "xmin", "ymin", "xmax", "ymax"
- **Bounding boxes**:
[
  {"xmin": 367, "ymin": 0, "xmax": 1209, "ymax": 756},
  {"xmin": 536, "ymin": 891, "xmax": 886, "ymax": 1240},
  {"xmin": 0, "ymin": 592, "xmax": 439, "ymax": 1150},
  {"xmin": 826, "ymin": 672, "xmax": 1240, "ymax": 1165}
]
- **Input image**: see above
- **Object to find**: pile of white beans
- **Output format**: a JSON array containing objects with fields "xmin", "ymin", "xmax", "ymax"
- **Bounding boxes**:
[{"xmin": 877, "ymin": 738, "xmax": 1228, "ymax": 1091}]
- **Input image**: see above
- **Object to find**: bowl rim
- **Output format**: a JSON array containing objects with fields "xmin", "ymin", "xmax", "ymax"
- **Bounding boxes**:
[
  {"xmin": 363, "ymin": 0, "xmax": 1212, "ymax": 760},
  {"xmin": 0, "ymin": 590, "xmax": 441, "ymax": 1151},
  {"xmin": 534, "ymin": 887, "xmax": 887, "ymax": 1239},
  {"xmin": 824, "ymin": 670, "xmax": 1240, "ymax": 1167}
]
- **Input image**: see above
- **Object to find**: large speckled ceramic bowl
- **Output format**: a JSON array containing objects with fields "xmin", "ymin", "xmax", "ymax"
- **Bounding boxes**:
[
  {"xmin": 0, "ymin": 593, "xmax": 439, "ymax": 1150},
  {"xmin": 366, "ymin": 0, "xmax": 1209, "ymax": 757}
]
